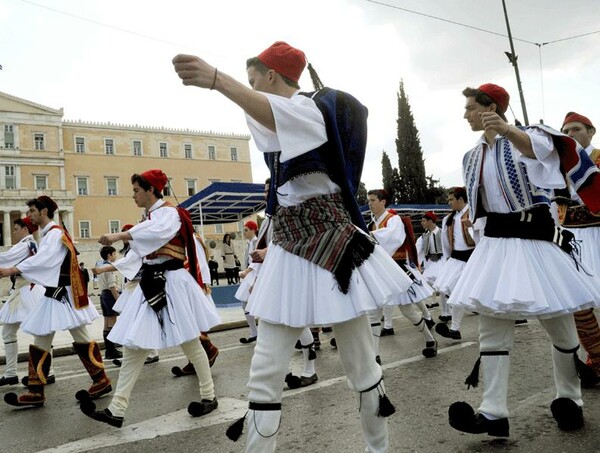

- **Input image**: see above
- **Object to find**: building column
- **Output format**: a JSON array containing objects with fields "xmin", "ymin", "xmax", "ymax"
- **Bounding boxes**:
[
  {"xmin": 3, "ymin": 211, "xmax": 12, "ymax": 246},
  {"xmin": 63, "ymin": 210, "xmax": 74, "ymax": 237}
]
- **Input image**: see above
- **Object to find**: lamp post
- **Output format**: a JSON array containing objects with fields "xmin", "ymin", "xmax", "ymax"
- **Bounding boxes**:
[{"xmin": 502, "ymin": 0, "xmax": 529, "ymax": 125}]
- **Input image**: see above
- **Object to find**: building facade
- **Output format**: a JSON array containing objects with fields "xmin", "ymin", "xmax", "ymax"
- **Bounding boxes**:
[{"xmin": 0, "ymin": 90, "xmax": 253, "ymax": 246}]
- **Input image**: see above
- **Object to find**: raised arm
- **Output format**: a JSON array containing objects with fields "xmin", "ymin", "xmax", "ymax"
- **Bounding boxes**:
[{"xmin": 172, "ymin": 54, "xmax": 276, "ymax": 131}]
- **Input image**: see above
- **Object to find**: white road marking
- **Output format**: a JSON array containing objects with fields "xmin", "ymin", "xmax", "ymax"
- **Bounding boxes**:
[{"xmin": 39, "ymin": 342, "xmax": 477, "ymax": 452}]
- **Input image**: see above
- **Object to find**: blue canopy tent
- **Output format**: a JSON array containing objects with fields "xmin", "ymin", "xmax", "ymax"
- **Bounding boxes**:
[{"xmin": 178, "ymin": 181, "xmax": 267, "ymax": 232}]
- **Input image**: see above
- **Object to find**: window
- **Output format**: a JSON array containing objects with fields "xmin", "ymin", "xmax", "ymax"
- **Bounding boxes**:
[
  {"xmin": 35, "ymin": 175, "xmax": 48, "ymax": 190},
  {"xmin": 75, "ymin": 137, "xmax": 85, "ymax": 153},
  {"xmin": 215, "ymin": 224, "xmax": 223, "ymax": 234},
  {"xmin": 4, "ymin": 165, "xmax": 16, "ymax": 189},
  {"xmin": 132, "ymin": 140, "xmax": 142, "ymax": 156},
  {"xmin": 104, "ymin": 139, "xmax": 114, "ymax": 155},
  {"xmin": 230, "ymin": 147, "xmax": 238, "ymax": 161},
  {"xmin": 106, "ymin": 177, "xmax": 117, "ymax": 196},
  {"xmin": 34, "ymin": 133, "xmax": 45, "ymax": 150},
  {"xmin": 79, "ymin": 221, "xmax": 91, "ymax": 239},
  {"xmin": 4, "ymin": 125, "xmax": 14, "ymax": 148},
  {"xmin": 159, "ymin": 142, "xmax": 168, "ymax": 158},
  {"xmin": 109, "ymin": 220, "xmax": 120, "ymax": 234},
  {"xmin": 184, "ymin": 143, "xmax": 192, "ymax": 159},
  {"xmin": 186, "ymin": 179, "xmax": 196, "ymax": 196},
  {"xmin": 208, "ymin": 145, "xmax": 216, "ymax": 160},
  {"xmin": 77, "ymin": 177, "xmax": 88, "ymax": 195},
  {"xmin": 163, "ymin": 178, "xmax": 172, "ymax": 196}
]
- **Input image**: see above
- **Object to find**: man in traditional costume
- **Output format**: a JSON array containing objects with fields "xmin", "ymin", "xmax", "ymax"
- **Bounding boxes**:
[
  {"xmin": 174, "ymin": 41, "xmax": 414, "ymax": 452},
  {"xmin": 80, "ymin": 170, "xmax": 221, "ymax": 427},
  {"xmin": 434, "ymin": 187, "xmax": 477, "ymax": 339},
  {"xmin": 0, "ymin": 196, "xmax": 111, "ymax": 407},
  {"xmin": 367, "ymin": 189, "xmax": 437, "ymax": 360},
  {"xmin": 0, "ymin": 217, "xmax": 45, "ymax": 386},
  {"xmin": 556, "ymin": 112, "xmax": 600, "ymax": 387},
  {"xmin": 417, "ymin": 211, "xmax": 446, "ymax": 310},
  {"xmin": 236, "ymin": 220, "xmax": 260, "ymax": 344},
  {"xmin": 447, "ymin": 84, "xmax": 600, "ymax": 437}
]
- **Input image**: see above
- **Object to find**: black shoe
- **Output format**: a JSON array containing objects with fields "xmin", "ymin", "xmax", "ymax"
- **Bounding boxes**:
[
  {"xmin": 449, "ymin": 401, "xmax": 509, "ymax": 437},
  {"xmin": 0, "ymin": 376, "xmax": 19, "ymax": 386},
  {"xmin": 295, "ymin": 340, "xmax": 302, "ymax": 350},
  {"xmin": 438, "ymin": 315, "xmax": 452, "ymax": 323},
  {"xmin": 435, "ymin": 323, "xmax": 461, "ymax": 340},
  {"xmin": 239, "ymin": 336, "xmax": 257, "ymax": 344},
  {"xmin": 375, "ymin": 355, "xmax": 382, "ymax": 365},
  {"xmin": 144, "ymin": 356, "xmax": 159, "ymax": 365},
  {"xmin": 551, "ymin": 398, "xmax": 584, "ymax": 431},
  {"xmin": 105, "ymin": 349, "xmax": 123, "ymax": 360},
  {"xmin": 188, "ymin": 397, "xmax": 218, "ymax": 417},
  {"xmin": 514, "ymin": 319, "xmax": 528, "ymax": 325},
  {"xmin": 426, "ymin": 302, "xmax": 440, "ymax": 308},
  {"xmin": 112, "ymin": 359, "xmax": 122, "ymax": 367},
  {"xmin": 330, "ymin": 337, "xmax": 337, "ymax": 349},
  {"xmin": 80, "ymin": 400, "xmax": 124, "ymax": 428},
  {"xmin": 21, "ymin": 375, "xmax": 55, "ymax": 387},
  {"xmin": 322, "ymin": 326, "xmax": 333, "ymax": 333},
  {"xmin": 422, "ymin": 340, "xmax": 438, "ymax": 358},
  {"xmin": 380, "ymin": 327, "xmax": 395, "ymax": 337},
  {"xmin": 424, "ymin": 318, "xmax": 436, "ymax": 330}
]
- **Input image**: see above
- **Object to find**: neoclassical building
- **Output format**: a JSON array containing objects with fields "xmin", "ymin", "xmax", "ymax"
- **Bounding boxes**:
[{"xmin": 0, "ymin": 90, "xmax": 252, "ymax": 246}]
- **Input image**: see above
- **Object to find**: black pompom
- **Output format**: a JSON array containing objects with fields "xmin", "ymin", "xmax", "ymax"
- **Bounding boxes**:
[
  {"xmin": 225, "ymin": 414, "xmax": 247, "ymax": 441},
  {"xmin": 377, "ymin": 393, "xmax": 396, "ymax": 417},
  {"xmin": 285, "ymin": 373, "xmax": 302, "ymax": 389},
  {"xmin": 464, "ymin": 357, "xmax": 481, "ymax": 389},
  {"xmin": 75, "ymin": 389, "xmax": 91, "ymax": 402},
  {"xmin": 575, "ymin": 355, "xmax": 600, "ymax": 388}
]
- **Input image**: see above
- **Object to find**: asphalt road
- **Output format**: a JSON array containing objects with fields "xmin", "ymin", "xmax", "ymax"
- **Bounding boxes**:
[{"xmin": 1, "ymin": 309, "xmax": 599, "ymax": 453}]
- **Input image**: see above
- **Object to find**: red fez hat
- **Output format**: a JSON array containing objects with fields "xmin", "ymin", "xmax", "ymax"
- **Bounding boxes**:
[
  {"xmin": 563, "ymin": 112, "xmax": 594, "ymax": 129},
  {"xmin": 21, "ymin": 216, "xmax": 38, "ymax": 234},
  {"xmin": 37, "ymin": 195, "xmax": 58, "ymax": 214},
  {"xmin": 244, "ymin": 220, "xmax": 258, "ymax": 232},
  {"xmin": 423, "ymin": 211, "xmax": 437, "ymax": 222},
  {"xmin": 141, "ymin": 169, "xmax": 168, "ymax": 192},
  {"xmin": 121, "ymin": 224, "xmax": 134, "ymax": 232},
  {"xmin": 478, "ymin": 83, "xmax": 510, "ymax": 113},
  {"xmin": 258, "ymin": 41, "xmax": 306, "ymax": 84}
]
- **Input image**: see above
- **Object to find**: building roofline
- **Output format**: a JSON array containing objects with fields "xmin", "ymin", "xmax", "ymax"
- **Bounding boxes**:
[
  {"xmin": 62, "ymin": 119, "xmax": 250, "ymax": 140},
  {"xmin": 0, "ymin": 90, "xmax": 64, "ymax": 115}
]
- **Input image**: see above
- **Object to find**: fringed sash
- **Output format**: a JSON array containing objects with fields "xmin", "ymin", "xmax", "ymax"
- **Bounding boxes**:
[
  {"xmin": 50, "ymin": 225, "xmax": 88, "ymax": 309},
  {"xmin": 272, "ymin": 193, "xmax": 375, "ymax": 294}
]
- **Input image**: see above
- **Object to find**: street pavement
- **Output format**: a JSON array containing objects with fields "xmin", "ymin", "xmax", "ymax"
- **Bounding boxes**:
[{"xmin": 1, "ymin": 302, "xmax": 600, "ymax": 453}]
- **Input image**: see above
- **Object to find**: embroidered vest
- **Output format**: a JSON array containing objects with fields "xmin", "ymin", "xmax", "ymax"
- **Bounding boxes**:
[
  {"xmin": 422, "ymin": 228, "xmax": 443, "ymax": 258},
  {"xmin": 371, "ymin": 211, "xmax": 416, "ymax": 262},
  {"xmin": 446, "ymin": 210, "xmax": 475, "ymax": 251},
  {"xmin": 558, "ymin": 148, "xmax": 600, "ymax": 227},
  {"xmin": 145, "ymin": 203, "xmax": 186, "ymax": 261},
  {"xmin": 49, "ymin": 225, "xmax": 89, "ymax": 309}
]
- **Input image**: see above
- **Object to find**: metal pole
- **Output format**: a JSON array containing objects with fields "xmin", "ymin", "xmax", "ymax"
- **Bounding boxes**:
[{"xmin": 502, "ymin": 0, "xmax": 529, "ymax": 125}]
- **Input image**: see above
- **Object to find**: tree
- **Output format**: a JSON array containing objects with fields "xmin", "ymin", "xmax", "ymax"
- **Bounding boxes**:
[
  {"xmin": 356, "ymin": 181, "xmax": 368, "ymax": 206},
  {"xmin": 381, "ymin": 151, "xmax": 395, "ymax": 201},
  {"xmin": 395, "ymin": 80, "xmax": 429, "ymax": 203}
]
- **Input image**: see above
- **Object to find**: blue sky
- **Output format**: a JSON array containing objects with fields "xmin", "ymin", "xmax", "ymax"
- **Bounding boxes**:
[{"xmin": 2, "ymin": 0, "xmax": 599, "ymax": 191}]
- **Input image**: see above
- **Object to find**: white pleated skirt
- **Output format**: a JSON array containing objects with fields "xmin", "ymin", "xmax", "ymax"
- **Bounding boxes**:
[
  {"xmin": 21, "ymin": 287, "xmax": 99, "ymax": 336},
  {"xmin": 565, "ymin": 226, "xmax": 600, "ymax": 275},
  {"xmin": 390, "ymin": 264, "xmax": 435, "ymax": 305},
  {"xmin": 108, "ymin": 268, "xmax": 221, "ymax": 350},
  {"xmin": 0, "ymin": 281, "xmax": 45, "ymax": 325},
  {"xmin": 422, "ymin": 258, "xmax": 446, "ymax": 286},
  {"xmin": 235, "ymin": 270, "xmax": 259, "ymax": 303},
  {"xmin": 433, "ymin": 257, "xmax": 467, "ymax": 296},
  {"xmin": 247, "ymin": 241, "xmax": 414, "ymax": 328},
  {"xmin": 448, "ymin": 236, "xmax": 600, "ymax": 319}
]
